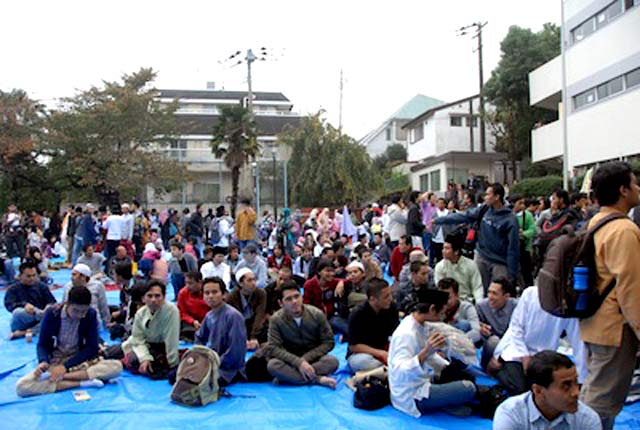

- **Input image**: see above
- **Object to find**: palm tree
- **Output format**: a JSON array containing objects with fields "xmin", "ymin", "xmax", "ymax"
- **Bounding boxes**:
[{"xmin": 211, "ymin": 104, "xmax": 260, "ymax": 217}]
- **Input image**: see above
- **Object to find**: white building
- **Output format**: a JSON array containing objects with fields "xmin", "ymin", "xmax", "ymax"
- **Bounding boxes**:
[
  {"xmin": 403, "ymin": 95, "xmax": 501, "ymax": 194},
  {"xmin": 359, "ymin": 94, "xmax": 445, "ymax": 158},
  {"xmin": 529, "ymin": 0, "xmax": 640, "ymax": 171},
  {"xmin": 147, "ymin": 88, "xmax": 301, "ymax": 209}
]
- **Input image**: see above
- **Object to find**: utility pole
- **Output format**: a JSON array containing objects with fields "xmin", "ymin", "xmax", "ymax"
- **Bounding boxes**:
[
  {"xmin": 339, "ymin": 69, "xmax": 344, "ymax": 132},
  {"xmin": 245, "ymin": 49, "xmax": 257, "ymax": 114},
  {"xmin": 560, "ymin": 0, "xmax": 570, "ymax": 190},
  {"xmin": 457, "ymin": 22, "xmax": 488, "ymax": 152}
]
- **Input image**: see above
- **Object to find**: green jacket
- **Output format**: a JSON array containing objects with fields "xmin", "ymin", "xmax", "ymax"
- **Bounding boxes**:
[{"xmin": 516, "ymin": 210, "xmax": 536, "ymax": 253}]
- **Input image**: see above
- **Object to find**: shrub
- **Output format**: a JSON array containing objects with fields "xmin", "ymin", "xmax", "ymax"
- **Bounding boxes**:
[{"xmin": 511, "ymin": 175, "xmax": 562, "ymax": 197}]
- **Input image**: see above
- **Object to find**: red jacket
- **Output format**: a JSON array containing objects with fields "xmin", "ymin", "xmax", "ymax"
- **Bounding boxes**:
[
  {"xmin": 303, "ymin": 276, "xmax": 343, "ymax": 318},
  {"xmin": 177, "ymin": 288, "xmax": 210, "ymax": 325},
  {"xmin": 267, "ymin": 254, "xmax": 293, "ymax": 270},
  {"xmin": 390, "ymin": 246, "xmax": 414, "ymax": 280}
]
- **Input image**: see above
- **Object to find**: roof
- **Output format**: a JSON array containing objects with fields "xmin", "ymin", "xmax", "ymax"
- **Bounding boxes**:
[
  {"xmin": 173, "ymin": 114, "xmax": 302, "ymax": 136},
  {"xmin": 157, "ymin": 89, "xmax": 291, "ymax": 103},
  {"xmin": 390, "ymin": 94, "xmax": 446, "ymax": 120},
  {"xmin": 409, "ymin": 150, "xmax": 503, "ymax": 172},
  {"xmin": 403, "ymin": 94, "xmax": 480, "ymax": 130}
]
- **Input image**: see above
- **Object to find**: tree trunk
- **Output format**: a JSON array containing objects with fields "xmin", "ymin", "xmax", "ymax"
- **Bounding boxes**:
[{"xmin": 231, "ymin": 166, "xmax": 239, "ymax": 218}]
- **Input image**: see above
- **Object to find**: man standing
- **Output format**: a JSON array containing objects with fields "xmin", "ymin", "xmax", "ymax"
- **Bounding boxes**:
[
  {"xmin": 580, "ymin": 162, "xmax": 640, "ymax": 430},
  {"xmin": 347, "ymin": 278, "xmax": 399, "ymax": 372},
  {"xmin": 5, "ymin": 261, "xmax": 56, "ymax": 339},
  {"xmin": 387, "ymin": 195, "xmax": 407, "ymax": 249},
  {"xmin": 236, "ymin": 198, "xmax": 257, "ymax": 250},
  {"xmin": 419, "ymin": 192, "xmax": 437, "ymax": 255},
  {"xmin": 103, "ymin": 206, "xmax": 124, "ymax": 262},
  {"xmin": 265, "ymin": 283, "xmax": 338, "ymax": 388},
  {"xmin": 72, "ymin": 204, "xmax": 98, "ymax": 266},
  {"xmin": 3, "ymin": 203, "xmax": 25, "ymax": 260},
  {"xmin": 15, "ymin": 286, "xmax": 123, "ymax": 397},
  {"xmin": 435, "ymin": 183, "xmax": 519, "ymax": 293}
]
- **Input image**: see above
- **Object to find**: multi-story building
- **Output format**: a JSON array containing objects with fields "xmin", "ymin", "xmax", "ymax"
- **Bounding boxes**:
[
  {"xmin": 146, "ymin": 87, "xmax": 301, "ymax": 209},
  {"xmin": 359, "ymin": 94, "xmax": 445, "ymax": 158},
  {"xmin": 529, "ymin": 0, "xmax": 640, "ymax": 171},
  {"xmin": 403, "ymin": 94, "xmax": 501, "ymax": 194}
]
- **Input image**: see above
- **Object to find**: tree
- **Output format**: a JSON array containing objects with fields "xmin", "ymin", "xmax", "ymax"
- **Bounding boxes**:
[
  {"xmin": 45, "ymin": 68, "xmax": 185, "ymax": 206},
  {"xmin": 278, "ymin": 113, "xmax": 381, "ymax": 207},
  {"xmin": 385, "ymin": 143, "xmax": 407, "ymax": 164},
  {"xmin": 210, "ymin": 104, "xmax": 259, "ymax": 217},
  {"xmin": 484, "ymin": 23, "xmax": 560, "ymax": 178},
  {"xmin": 0, "ymin": 89, "xmax": 61, "ymax": 209}
]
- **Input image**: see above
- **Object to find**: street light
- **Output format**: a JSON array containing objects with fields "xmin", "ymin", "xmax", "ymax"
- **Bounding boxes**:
[
  {"xmin": 252, "ymin": 161, "xmax": 260, "ymax": 217},
  {"xmin": 271, "ymin": 146, "xmax": 278, "ymax": 220}
]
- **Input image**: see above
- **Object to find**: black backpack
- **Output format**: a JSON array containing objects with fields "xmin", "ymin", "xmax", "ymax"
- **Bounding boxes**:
[
  {"xmin": 353, "ymin": 376, "xmax": 390, "ymax": 411},
  {"xmin": 537, "ymin": 212, "xmax": 626, "ymax": 318}
]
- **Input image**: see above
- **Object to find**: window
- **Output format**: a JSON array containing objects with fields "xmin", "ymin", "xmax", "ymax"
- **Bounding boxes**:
[
  {"xmin": 627, "ymin": 68, "xmax": 640, "ymax": 89},
  {"xmin": 448, "ymin": 168, "xmax": 468, "ymax": 186},
  {"xmin": 466, "ymin": 116, "xmax": 478, "ymax": 127},
  {"xmin": 192, "ymin": 183, "xmax": 220, "ymax": 203},
  {"xmin": 598, "ymin": 0, "xmax": 623, "ymax": 27},
  {"xmin": 574, "ymin": 89, "xmax": 597, "ymax": 110},
  {"xmin": 572, "ymin": 17, "xmax": 595, "ymax": 43},
  {"xmin": 430, "ymin": 170, "xmax": 441, "ymax": 192},
  {"xmin": 597, "ymin": 76, "xmax": 624, "ymax": 100},
  {"xmin": 412, "ymin": 125, "xmax": 424, "ymax": 143},
  {"xmin": 450, "ymin": 116, "xmax": 463, "ymax": 127},
  {"xmin": 385, "ymin": 128, "xmax": 391, "ymax": 141},
  {"xmin": 419, "ymin": 174, "xmax": 429, "ymax": 192},
  {"xmin": 167, "ymin": 140, "xmax": 187, "ymax": 160}
]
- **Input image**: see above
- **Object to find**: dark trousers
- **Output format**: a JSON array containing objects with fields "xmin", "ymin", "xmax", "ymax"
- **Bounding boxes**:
[{"xmin": 496, "ymin": 361, "xmax": 528, "ymax": 397}]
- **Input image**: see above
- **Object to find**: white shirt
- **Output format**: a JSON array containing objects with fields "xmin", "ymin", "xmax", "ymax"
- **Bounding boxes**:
[
  {"xmin": 103, "ymin": 214, "xmax": 124, "ymax": 241},
  {"xmin": 388, "ymin": 315, "xmax": 450, "ymax": 418},
  {"xmin": 200, "ymin": 261, "xmax": 231, "ymax": 287},
  {"xmin": 121, "ymin": 213, "xmax": 134, "ymax": 240},
  {"xmin": 213, "ymin": 218, "xmax": 234, "ymax": 248},
  {"xmin": 493, "ymin": 287, "xmax": 588, "ymax": 383}
]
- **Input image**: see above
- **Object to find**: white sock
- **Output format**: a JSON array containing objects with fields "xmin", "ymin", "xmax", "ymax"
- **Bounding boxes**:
[
  {"xmin": 38, "ymin": 371, "xmax": 51, "ymax": 381},
  {"xmin": 80, "ymin": 379, "xmax": 104, "ymax": 388}
]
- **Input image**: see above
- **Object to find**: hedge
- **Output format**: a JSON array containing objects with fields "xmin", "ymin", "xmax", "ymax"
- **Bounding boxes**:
[{"xmin": 511, "ymin": 175, "xmax": 562, "ymax": 197}]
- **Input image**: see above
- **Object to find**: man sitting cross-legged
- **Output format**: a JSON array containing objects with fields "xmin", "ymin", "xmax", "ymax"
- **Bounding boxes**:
[
  {"xmin": 264, "ymin": 282, "xmax": 338, "ymax": 388},
  {"xmin": 347, "ymin": 278, "xmax": 399, "ymax": 372},
  {"xmin": 195, "ymin": 277, "xmax": 247, "ymax": 386},
  {"xmin": 493, "ymin": 350, "xmax": 601, "ymax": 430},
  {"xmin": 120, "ymin": 280, "xmax": 180, "ymax": 380},
  {"xmin": 15, "ymin": 285, "xmax": 123, "ymax": 397}
]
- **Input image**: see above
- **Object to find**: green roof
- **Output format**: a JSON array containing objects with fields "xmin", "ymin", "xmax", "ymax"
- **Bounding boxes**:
[{"xmin": 389, "ymin": 94, "xmax": 446, "ymax": 120}]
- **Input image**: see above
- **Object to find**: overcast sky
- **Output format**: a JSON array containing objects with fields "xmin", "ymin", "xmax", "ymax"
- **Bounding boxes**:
[{"xmin": 2, "ymin": 0, "xmax": 559, "ymax": 140}]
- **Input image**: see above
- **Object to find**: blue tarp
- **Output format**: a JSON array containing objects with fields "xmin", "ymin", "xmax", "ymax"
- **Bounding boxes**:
[{"xmin": 0, "ymin": 267, "xmax": 638, "ymax": 430}]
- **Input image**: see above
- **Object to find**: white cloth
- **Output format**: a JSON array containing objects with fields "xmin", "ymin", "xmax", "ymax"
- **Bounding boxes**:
[
  {"xmin": 213, "ymin": 218, "xmax": 234, "ymax": 248},
  {"xmin": 387, "ymin": 204, "xmax": 408, "ymax": 242},
  {"xmin": 388, "ymin": 315, "xmax": 449, "ymax": 418},
  {"xmin": 103, "ymin": 215, "xmax": 124, "ymax": 241},
  {"xmin": 120, "ymin": 213, "xmax": 134, "ymax": 241},
  {"xmin": 493, "ymin": 286, "xmax": 588, "ymax": 383},
  {"xmin": 200, "ymin": 261, "xmax": 231, "ymax": 287}
]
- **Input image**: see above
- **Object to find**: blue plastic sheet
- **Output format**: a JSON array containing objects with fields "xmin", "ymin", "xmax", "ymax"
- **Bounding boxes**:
[{"xmin": 1, "ymin": 267, "xmax": 639, "ymax": 430}]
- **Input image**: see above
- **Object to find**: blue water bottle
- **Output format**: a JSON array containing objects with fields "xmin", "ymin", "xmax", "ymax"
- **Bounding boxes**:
[{"xmin": 573, "ymin": 266, "xmax": 589, "ymax": 312}]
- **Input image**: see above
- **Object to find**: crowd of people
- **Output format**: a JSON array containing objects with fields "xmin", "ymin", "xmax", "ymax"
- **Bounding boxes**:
[{"xmin": 2, "ymin": 161, "xmax": 640, "ymax": 430}]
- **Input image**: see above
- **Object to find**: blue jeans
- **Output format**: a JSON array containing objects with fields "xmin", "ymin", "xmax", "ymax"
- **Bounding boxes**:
[
  {"xmin": 348, "ymin": 353, "xmax": 384, "ymax": 372},
  {"xmin": 415, "ymin": 380, "xmax": 476, "ymax": 414},
  {"xmin": 329, "ymin": 315, "xmax": 349, "ymax": 341},
  {"xmin": 422, "ymin": 231, "xmax": 432, "ymax": 254},
  {"xmin": 454, "ymin": 320, "xmax": 472, "ymax": 333},
  {"xmin": 170, "ymin": 272, "xmax": 186, "ymax": 301},
  {"xmin": 11, "ymin": 307, "xmax": 42, "ymax": 332},
  {"xmin": 237, "ymin": 240, "xmax": 256, "ymax": 252},
  {"xmin": 72, "ymin": 236, "xmax": 84, "ymax": 266}
]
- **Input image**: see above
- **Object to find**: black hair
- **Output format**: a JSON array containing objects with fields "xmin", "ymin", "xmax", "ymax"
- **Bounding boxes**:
[
  {"xmin": 82, "ymin": 243, "xmax": 94, "ymax": 253},
  {"xmin": 68, "ymin": 285, "xmax": 92, "ymax": 306},
  {"xmin": 229, "ymin": 244, "xmax": 240, "ymax": 253},
  {"xmin": 408, "ymin": 190, "xmax": 421, "ymax": 204},
  {"xmin": 409, "ymin": 260, "xmax": 428, "ymax": 274},
  {"xmin": 489, "ymin": 183, "xmax": 505, "ymax": 202},
  {"xmin": 391, "ymin": 194, "xmax": 401, "ymax": 204},
  {"xmin": 243, "ymin": 243, "xmax": 258, "ymax": 254},
  {"xmin": 509, "ymin": 193, "xmax": 524, "ymax": 205},
  {"xmin": 527, "ymin": 350, "xmax": 575, "ymax": 389},
  {"xmin": 491, "ymin": 276, "xmax": 515, "ymax": 296},
  {"xmin": 414, "ymin": 287, "xmax": 449, "ymax": 314},
  {"xmin": 277, "ymin": 280, "xmax": 300, "ymax": 300},
  {"xmin": 437, "ymin": 277, "xmax": 459, "ymax": 295},
  {"xmin": 143, "ymin": 279, "xmax": 166, "ymax": 296},
  {"xmin": 552, "ymin": 188, "xmax": 570, "ymax": 207},
  {"xmin": 19, "ymin": 260, "xmax": 38, "ymax": 274},
  {"xmin": 185, "ymin": 271, "xmax": 202, "ymax": 282},
  {"xmin": 316, "ymin": 258, "xmax": 335, "ymax": 274},
  {"xmin": 202, "ymin": 276, "xmax": 227, "ymax": 294},
  {"xmin": 399, "ymin": 235, "xmax": 411, "ymax": 246},
  {"xmin": 526, "ymin": 198, "xmax": 540, "ymax": 207},
  {"xmin": 332, "ymin": 240, "xmax": 344, "ymax": 253},
  {"xmin": 203, "ymin": 245, "xmax": 214, "ymax": 256},
  {"xmin": 170, "ymin": 240, "xmax": 184, "ymax": 250},
  {"xmin": 365, "ymin": 278, "xmax": 389, "ymax": 299},
  {"xmin": 465, "ymin": 191, "xmax": 477, "ymax": 204},
  {"xmin": 592, "ymin": 162, "xmax": 634, "ymax": 207},
  {"xmin": 240, "ymin": 198, "xmax": 251, "ymax": 205},
  {"xmin": 114, "ymin": 262, "xmax": 133, "ymax": 281}
]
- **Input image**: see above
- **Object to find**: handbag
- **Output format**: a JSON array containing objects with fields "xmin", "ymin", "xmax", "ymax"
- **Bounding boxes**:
[{"xmin": 353, "ymin": 375, "xmax": 391, "ymax": 411}]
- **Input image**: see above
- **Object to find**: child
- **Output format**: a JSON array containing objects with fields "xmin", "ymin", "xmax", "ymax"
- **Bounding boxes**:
[{"xmin": 138, "ymin": 242, "xmax": 161, "ymax": 279}]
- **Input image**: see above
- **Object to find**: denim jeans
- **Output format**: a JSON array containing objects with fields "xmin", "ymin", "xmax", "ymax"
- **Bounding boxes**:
[
  {"xmin": 347, "ymin": 353, "xmax": 384, "ymax": 372},
  {"xmin": 72, "ymin": 236, "xmax": 84, "ymax": 266},
  {"xmin": 237, "ymin": 240, "xmax": 256, "ymax": 252},
  {"xmin": 329, "ymin": 315, "xmax": 349, "ymax": 340},
  {"xmin": 422, "ymin": 232, "xmax": 432, "ymax": 254},
  {"xmin": 170, "ymin": 272, "xmax": 186, "ymax": 301},
  {"xmin": 454, "ymin": 320, "xmax": 472, "ymax": 333},
  {"xmin": 415, "ymin": 380, "xmax": 476, "ymax": 414},
  {"xmin": 11, "ymin": 307, "xmax": 42, "ymax": 332}
]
